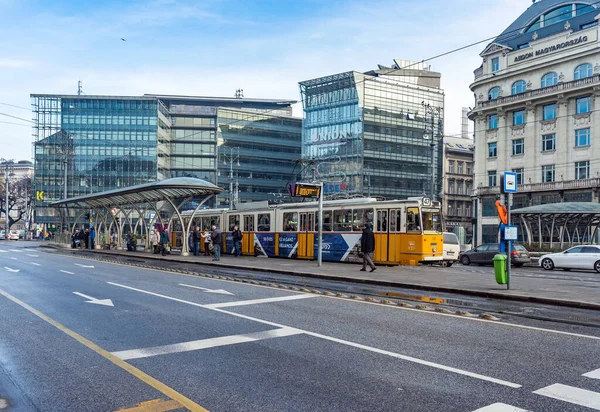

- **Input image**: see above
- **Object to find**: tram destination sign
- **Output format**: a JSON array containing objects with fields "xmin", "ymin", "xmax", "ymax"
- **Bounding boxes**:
[{"xmin": 289, "ymin": 183, "xmax": 322, "ymax": 198}]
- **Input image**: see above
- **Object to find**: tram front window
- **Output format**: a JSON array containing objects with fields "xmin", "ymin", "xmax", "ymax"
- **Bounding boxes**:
[
  {"xmin": 407, "ymin": 208, "xmax": 421, "ymax": 233},
  {"xmin": 422, "ymin": 209, "xmax": 441, "ymax": 232}
]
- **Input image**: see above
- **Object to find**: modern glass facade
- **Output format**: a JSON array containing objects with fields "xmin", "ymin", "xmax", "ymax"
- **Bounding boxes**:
[
  {"xmin": 217, "ymin": 108, "xmax": 302, "ymax": 206},
  {"xmin": 32, "ymin": 95, "xmax": 166, "ymax": 225},
  {"xmin": 31, "ymin": 94, "xmax": 301, "ymax": 227},
  {"xmin": 299, "ymin": 61, "xmax": 444, "ymax": 200}
]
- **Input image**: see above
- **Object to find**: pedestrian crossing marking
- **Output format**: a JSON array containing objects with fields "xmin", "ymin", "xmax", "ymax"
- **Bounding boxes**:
[
  {"xmin": 533, "ymin": 383, "xmax": 600, "ymax": 410},
  {"xmin": 584, "ymin": 368, "xmax": 600, "ymax": 380},
  {"xmin": 472, "ymin": 403, "xmax": 531, "ymax": 411}
]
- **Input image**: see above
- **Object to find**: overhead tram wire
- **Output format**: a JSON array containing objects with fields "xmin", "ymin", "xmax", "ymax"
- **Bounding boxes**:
[
  {"xmin": 0, "ymin": 112, "xmax": 34, "ymax": 123},
  {"xmin": 0, "ymin": 120, "xmax": 32, "ymax": 127},
  {"xmin": 0, "ymin": 102, "xmax": 30, "ymax": 111}
]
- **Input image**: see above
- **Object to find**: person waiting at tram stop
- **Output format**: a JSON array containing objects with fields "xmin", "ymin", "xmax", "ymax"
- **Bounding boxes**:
[
  {"xmin": 210, "ymin": 225, "xmax": 222, "ymax": 261},
  {"xmin": 192, "ymin": 226, "xmax": 203, "ymax": 256},
  {"xmin": 360, "ymin": 223, "xmax": 376, "ymax": 273},
  {"xmin": 231, "ymin": 225, "xmax": 243, "ymax": 257}
]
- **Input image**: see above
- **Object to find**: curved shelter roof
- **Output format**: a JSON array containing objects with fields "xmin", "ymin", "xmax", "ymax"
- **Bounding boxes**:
[
  {"xmin": 512, "ymin": 202, "xmax": 600, "ymax": 214},
  {"xmin": 50, "ymin": 177, "xmax": 223, "ymax": 209}
]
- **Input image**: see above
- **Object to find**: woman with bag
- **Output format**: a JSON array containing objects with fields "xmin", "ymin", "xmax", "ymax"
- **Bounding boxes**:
[{"xmin": 201, "ymin": 228, "xmax": 211, "ymax": 256}]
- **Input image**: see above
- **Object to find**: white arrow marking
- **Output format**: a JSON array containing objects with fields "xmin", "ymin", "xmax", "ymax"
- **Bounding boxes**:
[
  {"xmin": 60, "ymin": 270, "xmax": 75, "ymax": 275},
  {"xmin": 29, "ymin": 262, "xmax": 41, "ymax": 266},
  {"xmin": 4, "ymin": 267, "xmax": 20, "ymax": 273},
  {"xmin": 26, "ymin": 254, "xmax": 38, "ymax": 257},
  {"xmin": 73, "ymin": 292, "xmax": 114, "ymax": 306},
  {"xmin": 179, "ymin": 283, "xmax": 234, "ymax": 295},
  {"xmin": 74, "ymin": 263, "xmax": 95, "ymax": 269}
]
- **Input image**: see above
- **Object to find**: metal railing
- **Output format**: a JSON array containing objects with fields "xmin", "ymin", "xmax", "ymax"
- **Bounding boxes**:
[{"xmin": 474, "ymin": 177, "xmax": 600, "ymax": 196}]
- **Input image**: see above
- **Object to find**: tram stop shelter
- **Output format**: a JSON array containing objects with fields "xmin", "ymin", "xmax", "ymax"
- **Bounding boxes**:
[
  {"xmin": 50, "ymin": 177, "xmax": 223, "ymax": 256},
  {"xmin": 512, "ymin": 202, "xmax": 600, "ymax": 249}
]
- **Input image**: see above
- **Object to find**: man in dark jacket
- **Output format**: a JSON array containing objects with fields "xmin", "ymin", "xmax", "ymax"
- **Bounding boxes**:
[
  {"xmin": 360, "ymin": 223, "xmax": 376, "ymax": 272},
  {"xmin": 78, "ymin": 229, "xmax": 86, "ymax": 249},
  {"xmin": 231, "ymin": 225, "xmax": 243, "ymax": 257},
  {"xmin": 192, "ymin": 226, "xmax": 202, "ymax": 256},
  {"xmin": 210, "ymin": 225, "xmax": 222, "ymax": 261}
]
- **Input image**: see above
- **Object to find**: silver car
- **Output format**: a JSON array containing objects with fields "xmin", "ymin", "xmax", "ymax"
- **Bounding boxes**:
[{"xmin": 539, "ymin": 245, "xmax": 600, "ymax": 273}]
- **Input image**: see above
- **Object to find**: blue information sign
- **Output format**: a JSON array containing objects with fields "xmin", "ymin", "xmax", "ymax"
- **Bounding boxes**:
[{"xmin": 502, "ymin": 171, "xmax": 517, "ymax": 194}]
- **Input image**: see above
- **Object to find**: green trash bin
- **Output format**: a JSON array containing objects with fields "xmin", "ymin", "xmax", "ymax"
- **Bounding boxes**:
[{"xmin": 493, "ymin": 254, "xmax": 507, "ymax": 284}]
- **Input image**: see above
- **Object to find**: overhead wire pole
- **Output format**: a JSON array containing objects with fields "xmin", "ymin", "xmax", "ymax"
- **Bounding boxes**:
[
  {"xmin": 1, "ymin": 159, "xmax": 14, "ymax": 233},
  {"xmin": 422, "ymin": 102, "xmax": 443, "ymax": 201}
]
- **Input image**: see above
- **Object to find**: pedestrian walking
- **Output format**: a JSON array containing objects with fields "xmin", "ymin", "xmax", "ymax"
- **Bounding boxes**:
[
  {"xmin": 360, "ymin": 223, "xmax": 376, "ymax": 272},
  {"xmin": 231, "ymin": 225, "xmax": 243, "ymax": 257},
  {"xmin": 210, "ymin": 225, "xmax": 222, "ymax": 261},
  {"xmin": 193, "ymin": 226, "xmax": 202, "ymax": 256},
  {"xmin": 201, "ymin": 228, "xmax": 211, "ymax": 256}
]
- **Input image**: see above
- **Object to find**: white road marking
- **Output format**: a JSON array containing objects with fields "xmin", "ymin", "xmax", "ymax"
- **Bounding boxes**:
[
  {"xmin": 472, "ymin": 403, "xmax": 531, "ymax": 411},
  {"xmin": 4, "ymin": 267, "xmax": 19, "ymax": 273},
  {"xmin": 107, "ymin": 282, "xmax": 522, "ymax": 388},
  {"xmin": 60, "ymin": 270, "xmax": 75, "ymax": 275},
  {"xmin": 533, "ymin": 383, "xmax": 600, "ymax": 410},
  {"xmin": 72, "ymin": 292, "xmax": 114, "ymax": 307},
  {"xmin": 26, "ymin": 254, "xmax": 38, "ymax": 257},
  {"xmin": 584, "ymin": 368, "xmax": 600, "ymax": 380},
  {"xmin": 204, "ymin": 294, "xmax": 317, "ymax": 309},
  {"xmin": 74, "ymin": 263, "xmax": 94, "ymax": 268},
  {"xmin": 8, "ymin": 249, "xmax": 22, "ymax": 253},
  {"xmin": 113, "ymin": 327, "xmax": 302, "ymax": 360},
  {"xmin": 0, "ymin": 250, "xmax": 7, "ymax": 253},
  {"xmin": 29, "ymin": 262, "xmax": 41, "ymax": 266},
  {"xmin": 9, "ymin": 257, "xmax": 17, "ymax": 260},
  {"xmin": 179, "ymin": 283, "xmax": 234, "ymax": 295}
]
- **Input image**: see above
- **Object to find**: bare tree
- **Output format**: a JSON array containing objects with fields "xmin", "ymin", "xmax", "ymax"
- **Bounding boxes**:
[{"xmin": 0, "ymin": 175, "xmax": 32, "ymax": 230}]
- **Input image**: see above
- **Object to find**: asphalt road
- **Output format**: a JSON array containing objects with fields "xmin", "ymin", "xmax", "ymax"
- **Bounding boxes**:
[{"xmin": 1, "ymin": 241, "xmax": 599, "ymax": 412}]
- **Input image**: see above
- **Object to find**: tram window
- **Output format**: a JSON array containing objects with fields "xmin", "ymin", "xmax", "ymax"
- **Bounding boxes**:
[
  {"xmin": 323, "ymin": 211, "xmax": 332, "ymax": 231},
  {"xmin": 333, "ymin": 209, "xmax": 353, "ymax": 231},
  {"xmin": 391, "ymin": 209, "xmax": 401, "ymax": 232},
  {"xmin": 210, "ymin": 216, "xmax": 220, "ymax": 228},
  {"xmin": 308, "ymin": 213, "xmax": 315, "ymax": 232},
  {"xmin": 354, "ymin": 208, "xmax": 374, "ymax": 231},
  {"xmin": 422, "ymin": 209, "xmax": 441, "ymax": 232},
  {"xmin": 376, "ymin": 210, "xmax": 387, "ymax": 232},
  {"xmin": 201, "ymin": 217, "xmax": 212, "ymax": 231},
  {"xmin": 283, "ymin": 212, "xmax": 298, "ymax": 231},
  {"xmin": 257, "ymin": 214, "xmax": 271, "ymax": 231},
  {"xmin": 243, "ymin": 215, "xmax": 254, "ymax": 232},
  {"xmin": 407, "ymin": 207, "xmax": 421, "ymax": 233},
  {"xmin": 229, "ymin": 215, "xmax": 240, "ymax": 231}
]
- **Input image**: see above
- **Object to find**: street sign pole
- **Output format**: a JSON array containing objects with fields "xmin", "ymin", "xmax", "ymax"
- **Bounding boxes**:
[
  {"xmin": 318, "ymin": 182, "xmax": 323, "ymax": 267},
  {"xmin": 501, "ymin": 171, "xmax": 517, "ymax": 290},
  {"xmin": 506, "ymin": 193, "xmax": 512, "ymax": 290}
]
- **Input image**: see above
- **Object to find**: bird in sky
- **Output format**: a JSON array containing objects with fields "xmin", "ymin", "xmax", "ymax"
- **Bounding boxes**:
[{"xmin": 121, "ymin": 38, "xmax": 126, "ymax": 42}]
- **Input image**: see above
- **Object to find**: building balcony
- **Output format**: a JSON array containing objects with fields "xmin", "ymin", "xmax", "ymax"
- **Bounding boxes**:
[
  {"xmin": 473, "ymin": 66, "xmax": 484, "ymax": 81},
  {"xmin": 474, "ymin": 177, "xmax": 600, "ymax": 196},
  {"xmin": 474, "ymin": 74, "xmax": 600, "ymax": 111}
]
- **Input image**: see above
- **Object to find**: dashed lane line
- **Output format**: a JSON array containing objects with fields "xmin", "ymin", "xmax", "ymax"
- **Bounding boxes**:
[
  {"xmin": 203, "ymin": 294, "xmax": 317, "ymax": 309},
  {"xmin": 107, "ymin": 281, "xmax": 522, "ymax": 389},
  {"xmin": 29, "ymin": 262, "xmax": 41, "ymax": 266},
  {"xmin": 0, "ymin": 287, "xmax": 209, "ymax": 412},
  {"xmin": 60, "ymin": 270, "xmax": 75, "ymax": 275},
  {"xmin": 26, "ymin": 254, "xmax": 38, "ymax": 257}
]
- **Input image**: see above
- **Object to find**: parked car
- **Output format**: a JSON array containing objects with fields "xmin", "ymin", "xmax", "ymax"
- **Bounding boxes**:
[
  {"xmin": 459, "ymin": 243, "xmax": 531, "ymax": 267},
  {"xmin": 539, "ymin": 245, "xmax": 600, "ymax": 273},
  {"xmin": 0, "ymin": 230, "xmax": 5, "ymax": 240},
  {"xmin": 7, "ymin": 230, "xmax": 20, "ymax": 240},
  {"xmin": 442, "ymin": 232, "xmax": 460, "ymax": 267}
]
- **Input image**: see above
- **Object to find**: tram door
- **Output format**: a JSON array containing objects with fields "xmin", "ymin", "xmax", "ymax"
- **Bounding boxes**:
[
  {"xmin": 298, "ymin": 212, "xmax": 315, "ymax": 259},
  {"xmin": 375, "ymin": 209, "xmax": 401, "ymax": 263},
  {"xmin": 243, "ymin": 214, "xmax": 255, "ymax": 255}
]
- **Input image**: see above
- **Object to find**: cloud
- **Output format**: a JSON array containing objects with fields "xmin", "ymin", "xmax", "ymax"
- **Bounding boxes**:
[{"xmin": 0, "ymin": 58, "xmax": 32, "ymax": 68}]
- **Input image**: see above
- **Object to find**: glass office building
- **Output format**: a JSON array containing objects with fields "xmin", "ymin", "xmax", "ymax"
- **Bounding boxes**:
[
  {"xmin": 299, "ymin": 60, "xmax": 444, "ymax": 199},
  {"xmin": 31, "ymin": 94, "xmax": 301, "ymax": 228}
]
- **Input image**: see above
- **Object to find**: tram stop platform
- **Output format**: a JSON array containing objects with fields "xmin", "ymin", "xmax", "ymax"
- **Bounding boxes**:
[{"xmin": 46, "ymin": 243, "xmax": 600, "ymax": 311}]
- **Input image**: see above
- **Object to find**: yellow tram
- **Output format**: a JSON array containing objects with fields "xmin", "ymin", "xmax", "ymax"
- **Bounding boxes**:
[{"xmin": 180, "ymin": 197, "xmax": 443, "ymax": 266}]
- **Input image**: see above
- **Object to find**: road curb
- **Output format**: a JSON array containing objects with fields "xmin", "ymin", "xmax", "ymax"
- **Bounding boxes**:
[{"xmin": 41, "ymin": 244, "xmax": 600, "ymax": 311}]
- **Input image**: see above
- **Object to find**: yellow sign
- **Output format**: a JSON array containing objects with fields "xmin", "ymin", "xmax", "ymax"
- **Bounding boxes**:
[
  {"xmin": 294, "ymin": 184, "xmax": 321, "ymax": 198},
  {"xmin": 36, "ymin": 191, "xmax": 44, "ymax": 201}
]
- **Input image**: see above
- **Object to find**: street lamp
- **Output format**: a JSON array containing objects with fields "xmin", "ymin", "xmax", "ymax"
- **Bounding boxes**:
[
  {"xmin": 422, "ymin": 102, "xmax": 443, "ymax": 201},
  {"xmin": 220, "ymin": 146, "xmax": 240, "ymax": 209}
]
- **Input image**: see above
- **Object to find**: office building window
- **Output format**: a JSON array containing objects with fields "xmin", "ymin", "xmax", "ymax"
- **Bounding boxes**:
[
  {"xmin": 491, "ymin": 58, "xmax": 499, "ymax": 72},
  {"xmin": 448, "ymin": 180, "xmax": 455, "ymax": 194},
  {"xmin": 542, "ymin": 165, "xmax": 555, "ymax": 182},
  {"xmin": 488, "ymin": 87, "xmax": 500, "ymax": 100},
  {"xmin": 542, "ymin": 134, "xmax": 555, "ymax": 151},
  {"xmin": 457, "ymin": 162, "xmax": 463, "ymax": 174},
  {"xmin": 574, "ymin": 63, "xmax": 593, "ymax": 80},
  {"xmin": 448, "ymin": 160, "xmax": 454, "ymax": 173},
  {"xmin": 511, "ymin": 80, "xmax": 527, "ymax": 95},
  {"xmin": 513, "ymin": 110, "xmax": 525, "ymax": 126},
  {"xmin": 466, "ymin": 181, "xmax": 472, "ymax": 195},
  {"xmin": 466, "ymin": 163, "xmax": 472, "ymax": 175},
  {"xmin": 575, "ymin": 128, "xmax": 590, "ymax": 147},
  {"xmin": 488, "ymin": 114, "xmax": 498, "ymax": 129},
  {"xmin": 575, "ymin": 161, "xmax": 590, "ymax": 180},
  {"xmin": 576, "ymin": 96, "xmax": 591, "ymax": 114},
  {"xmin": 465, "ymin": 204, "xmax": 471, "ymax": 217},
  {"xmin": 512, "ymin": 168, "xmax": 524, "ymax": 185},
  {"xmin": 541, "ymin": 72, "xmax": 558, "ymax": 88},
  {"xmin": 543, "ymin": 104, "xmax": 556, "ymax": 120},
  {"xmin": 457, "ymin": 181, "xmax": 464, "ymax": 194},
  {"xmin": 488, "ymin": 142, "xmax": 497, "ymax": 158},
  {"xmin": 512, "ymin": 139, "xmax": 524, "ymax": 155},
  {"xmin": 488, "ymin": 170, "xmax": 497, "ymax": 187}
]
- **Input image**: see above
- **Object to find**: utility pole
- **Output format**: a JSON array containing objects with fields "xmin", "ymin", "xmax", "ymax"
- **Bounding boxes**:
[
  {"xmin": 221, "ymin": 147, "xmax": 240, "ymax": 209},
  {"xmin": 1, "ymin": 159, "xmax": 14, "ymax": 233},
  {"xmin": 422, "ymin": 102, "xmax": 443, "ymax": 201}
]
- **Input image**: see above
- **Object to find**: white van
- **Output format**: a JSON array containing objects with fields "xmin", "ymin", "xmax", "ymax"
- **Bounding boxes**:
[{"xmin": 442, "ymin": 232, "xmax": 460, "ymax": 267}]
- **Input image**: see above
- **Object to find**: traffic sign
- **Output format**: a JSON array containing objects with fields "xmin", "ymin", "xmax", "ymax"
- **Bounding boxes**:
[
  {"xmin": 504, "ymin": 225, "xmax": 518, "ymax": 240},
  {"xmin": 289, "ymin": 183, "xmax": 321, "ymax": 198},
  {"xmin": 501, "ymin": 172, "xmax": 517, "ymax": 194}
]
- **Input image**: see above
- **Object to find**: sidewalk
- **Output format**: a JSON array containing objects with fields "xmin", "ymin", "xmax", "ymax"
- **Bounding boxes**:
[{"xmin": 45, "ymin": 244, "xmax": 600, "ymax": 310}]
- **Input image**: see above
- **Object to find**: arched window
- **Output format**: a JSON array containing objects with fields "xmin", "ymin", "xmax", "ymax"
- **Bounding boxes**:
[
  {"xmin": 541, "ymin": 72, "xmax": 558, "ymax": 88},
  {"xmin": 574, "ymin": 63, "xmax": 593, "ymax": 80},
  {"xmin": 511, "ymin": 80, "xmax": 527, "ymax": 95},
  {"xmin": 488, "ymin": 87, "xmax": 500, "ymax": 100}
]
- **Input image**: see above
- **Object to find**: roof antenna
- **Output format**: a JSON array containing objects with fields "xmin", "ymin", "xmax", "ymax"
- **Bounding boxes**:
[
  {"xmin": 234, "ymin": 88, "xmax": 244, "ymax": 99},
  {"xmin": 77, "ymin": 80, "xmax": 83, "ymax": 96}
]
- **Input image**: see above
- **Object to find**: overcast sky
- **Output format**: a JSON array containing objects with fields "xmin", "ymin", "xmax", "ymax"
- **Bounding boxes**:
[{"xmin": 0, "ymin": 0, "xmax": 528, "ymax": 161}]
